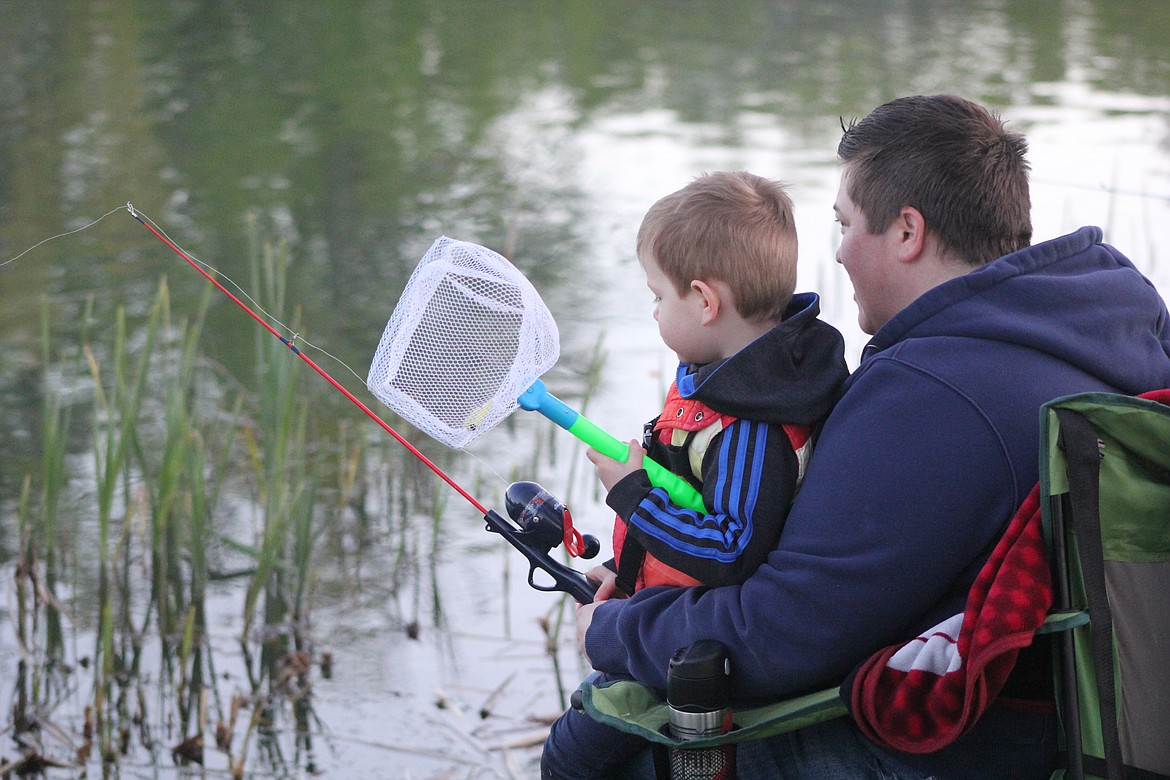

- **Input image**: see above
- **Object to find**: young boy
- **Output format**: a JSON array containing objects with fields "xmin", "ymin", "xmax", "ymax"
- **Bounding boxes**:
[
  {"xmin": 542, "ymin": 171, "xmax": 848, "ymax": 778},
  {"xmin": 586, "ymin": 170, "xmax": 848, "ymax": 600}
]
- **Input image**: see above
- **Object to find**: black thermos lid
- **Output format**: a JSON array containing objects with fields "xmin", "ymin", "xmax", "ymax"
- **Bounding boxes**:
[{"xmin": 666, "ymin": 640, "xmax": 731, "ymax": 713}]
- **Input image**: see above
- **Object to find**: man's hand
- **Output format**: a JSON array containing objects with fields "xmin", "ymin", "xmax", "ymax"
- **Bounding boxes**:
[
  {"xmin": 585, "ymin": 564, "xmax": 625, "ymax": 602},
  {"xmin": 586, "ymin": 440, "xmax": 645, "ymax": 492},
  {"xmin": 576, "ymin": 599, "xmax": 601, "ymax": 662}
]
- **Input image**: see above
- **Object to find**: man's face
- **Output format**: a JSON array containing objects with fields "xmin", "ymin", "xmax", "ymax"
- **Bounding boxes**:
[{"xmin": 833, "ymin": 170, "xmax": 902, "ymax": 335}]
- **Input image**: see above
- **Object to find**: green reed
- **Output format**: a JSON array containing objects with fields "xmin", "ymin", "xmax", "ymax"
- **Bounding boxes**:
[
  {"xmin": 6, "ymin": 217, "xmax": 552, "ymax": 775},
  {"xmin": 228, "ymin": 228, "xmax": 326, "ymax": 777},
  {"xmin": 143, "ymin": 278, "xmax": 222, "ymax": 741},
  {"xmin": 522, "ymin": 332, "xmax": 611, "ymax": 709},
  {"xmin": 43, "ymin": 313, "xmax": 66, "ymax": 639},
  {"xmin": 68, "ymin": 277, "xmax": 219, "ymax": 764},
  {"xmin": 1, "ymin": 302, "xmax": 80, "ymax": 773},
  {"xmin": 83, "ymin": 291, "xmax": 158, "ymax": 762}
]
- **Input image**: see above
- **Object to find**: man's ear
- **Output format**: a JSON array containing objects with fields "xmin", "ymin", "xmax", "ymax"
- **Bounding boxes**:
[
  {"xmin": 894, "ymin": 206, "xmax": 927, "ymax": 263},
  {"xmin": 690, "ymin": 279, "xmax": 721, "ymax": 326}
]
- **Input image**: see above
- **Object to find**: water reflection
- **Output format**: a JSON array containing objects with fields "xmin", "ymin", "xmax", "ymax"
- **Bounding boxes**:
[
  {"xmin": 4, "ymin": 1, "xmax": 1169, "ymax": 371},
  {"xmin": 2, "ymin": 0, "xmax": 1170, "ymax": 776}
]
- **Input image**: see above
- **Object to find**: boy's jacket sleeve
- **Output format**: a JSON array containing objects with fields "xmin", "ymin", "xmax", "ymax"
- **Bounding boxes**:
[{"xmin": 606, "ymin": 418, "xmax": 799, "ymax": 588}]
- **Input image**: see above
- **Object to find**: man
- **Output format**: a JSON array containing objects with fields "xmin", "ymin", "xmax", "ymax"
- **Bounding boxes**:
[{"xmin": 547, "ymin": 94, "xmax": 1170, "ymax": 778}]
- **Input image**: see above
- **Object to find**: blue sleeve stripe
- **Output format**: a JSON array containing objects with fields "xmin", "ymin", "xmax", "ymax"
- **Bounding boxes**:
[{"xmin": 631, "ymin": 420, "xmax": 768, "ymax": 563}]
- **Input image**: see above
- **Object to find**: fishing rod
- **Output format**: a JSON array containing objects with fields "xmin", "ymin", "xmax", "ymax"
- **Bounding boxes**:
[{"xmin": 126, "ymin": 204, "xmax": 599, "ymax": 603}]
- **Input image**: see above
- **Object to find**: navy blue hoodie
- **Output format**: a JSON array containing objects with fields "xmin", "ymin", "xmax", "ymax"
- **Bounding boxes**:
[{"xmin": 586, "ymin": 227, "xmax": 1170, "ymax": 709}]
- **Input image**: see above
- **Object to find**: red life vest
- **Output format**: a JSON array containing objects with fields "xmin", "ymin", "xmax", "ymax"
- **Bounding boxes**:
[{"xmin": 612, "ymin": 382, "xmax": 813, "ymax": 590}]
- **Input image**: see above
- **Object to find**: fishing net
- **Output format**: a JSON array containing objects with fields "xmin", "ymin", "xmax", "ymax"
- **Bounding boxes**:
[{"xmin": 366, "ymin": 236, "xmax": 560, "ymax": 449}]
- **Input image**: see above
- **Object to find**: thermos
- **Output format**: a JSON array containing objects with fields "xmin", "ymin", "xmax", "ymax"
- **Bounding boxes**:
[{"xmin": 666, "ymin": 640, "xmax": 736, "ymax": 779}]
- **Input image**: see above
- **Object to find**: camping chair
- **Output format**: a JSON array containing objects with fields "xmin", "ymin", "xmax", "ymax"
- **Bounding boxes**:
[
  {"xmin": 1041, "ymin": 390, "xmax": 1170, "ymax": 780},
  {"xmin": 574, "ymin": 390, "xmax": 1170, "ymax": 780}
]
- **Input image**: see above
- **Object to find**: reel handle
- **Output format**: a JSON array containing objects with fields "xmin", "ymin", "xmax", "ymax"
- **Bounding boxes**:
[
  {"xmin": 517, "ymin": 380, "xmax": 708, "ymax": 515},
  {"xmin": 483, "ymin": 509, "xmax": 598, "ymax": 604}
]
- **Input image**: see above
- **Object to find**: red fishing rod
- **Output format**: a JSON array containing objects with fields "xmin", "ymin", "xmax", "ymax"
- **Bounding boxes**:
[
  {"xmin": 126, "ymin": 203, "xmax": 489, "ymax": 515},
  {"xmin": 127, "ymin": 204, "xmax": 599, "ymax": 602}
]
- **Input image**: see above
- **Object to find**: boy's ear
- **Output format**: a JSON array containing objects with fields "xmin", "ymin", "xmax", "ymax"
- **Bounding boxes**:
[{"xmin": 690, "ymin": 279, "xmax": 721, "ymax": 326}]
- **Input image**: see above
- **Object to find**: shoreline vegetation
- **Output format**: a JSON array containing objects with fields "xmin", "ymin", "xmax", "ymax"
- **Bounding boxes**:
[{"xmin": 2, "ymin": 229, "xmax": 592, "ymax": 777}]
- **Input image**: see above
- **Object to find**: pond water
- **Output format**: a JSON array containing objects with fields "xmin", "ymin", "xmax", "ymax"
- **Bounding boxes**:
[{"xmin": 2, "ymin": 2, "xmax": 1170, "ymax": 777}]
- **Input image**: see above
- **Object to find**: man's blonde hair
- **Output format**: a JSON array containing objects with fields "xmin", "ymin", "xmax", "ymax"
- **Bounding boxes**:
[{"xmin": 636, "ymin": 171, "xmax": 797, "ymax": 322}]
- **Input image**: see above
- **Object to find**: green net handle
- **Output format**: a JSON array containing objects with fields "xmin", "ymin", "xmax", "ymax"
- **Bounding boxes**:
[{"xmin": 518, "ymin": 380, "xmax": 708, "ymax": 514}]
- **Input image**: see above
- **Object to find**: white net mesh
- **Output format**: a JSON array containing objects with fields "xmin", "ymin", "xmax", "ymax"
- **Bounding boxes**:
[{"xmin": 366, "ymin": 236, "xmax": 561, "ymax": 449}]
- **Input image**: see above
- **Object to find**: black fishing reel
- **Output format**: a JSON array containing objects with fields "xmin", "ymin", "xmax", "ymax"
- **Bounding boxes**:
[
  {"xmin": 505, "ymin": 481, "xmax": 601, "ymax": 560},
  {"xmin": 482, "ymin": 481, "xmax": 600, "ymax": 603}
]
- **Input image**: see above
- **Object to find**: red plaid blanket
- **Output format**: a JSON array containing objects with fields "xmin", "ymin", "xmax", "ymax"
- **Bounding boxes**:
[{"xmin": 845, "ymin": 484, "xmax": 1052, "ymax": 753}]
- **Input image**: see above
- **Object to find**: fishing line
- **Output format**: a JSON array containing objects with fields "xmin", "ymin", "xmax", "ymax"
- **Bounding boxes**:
[
  {"xmin": 2, "ymin": 202, "xmax": 366, "ymax": 388},
  {"xmin": 126, "ymin": 207, "xmax": 514, "ymax": 491},
  {"xmin": 11, "ymin": 207, "xmax": 602, "ymax": 599},
  {"xmin": 126, "ymin": 204, "xmax": 369, "ymax": 388},
  {"xmin": 124, "ymin": 203, "xmax": 498, "ymax": 515},
  {"xmin": 0, "ymin": 205, "xmax": 127, "ymax": 269},
  {"xmin": 1031, "ymin": 178, "xmax": 1170, "ymax": 202},
  {"xmin": 3, "ymin": 202, "xmax": 513, "ymax": 495}
]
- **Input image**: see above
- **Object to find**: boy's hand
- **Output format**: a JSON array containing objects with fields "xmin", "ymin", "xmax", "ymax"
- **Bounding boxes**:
[{"xmin": 586, "ymin": 440, "xmax": 645, "ymax": 492}]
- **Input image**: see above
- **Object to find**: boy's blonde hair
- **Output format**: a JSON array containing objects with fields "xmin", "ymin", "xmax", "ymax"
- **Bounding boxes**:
[{"xmin": 636, "ymin": 171, "xmax": 797, "ymax": 323}]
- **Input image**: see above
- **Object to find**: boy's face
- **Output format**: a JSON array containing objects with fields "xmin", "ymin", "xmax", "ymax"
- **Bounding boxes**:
[{"xmin": 640, "ymin": 250, "xmax": 715, "ymax": 365}]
